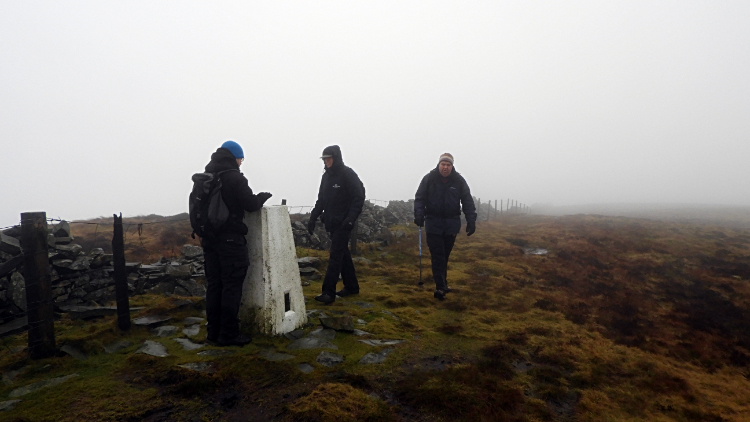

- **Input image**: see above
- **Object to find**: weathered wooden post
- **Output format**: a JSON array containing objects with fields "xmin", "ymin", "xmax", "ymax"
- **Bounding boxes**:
[
  {"xmin": 112, "ymin": 214, "xmax": 130, "ymax": 331},
  {"xmin": 494, "ymin": 200, "xmax": 498, "ymax": 219},
  {"xmin": 21, "ymin": 212, "xmax": 56, "ymax": 359},
  {"xmin": 486, "ymin": 200, "xmax": 491, "ymax": 221}
]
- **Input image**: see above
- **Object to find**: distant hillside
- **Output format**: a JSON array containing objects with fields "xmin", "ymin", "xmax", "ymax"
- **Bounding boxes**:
[
  {"xmin": 535, "ymin": 203, "xmax": 750, "ymax": 229},
  {"xmin": 70, "ymin": 212, "xmax": 198, "ymax": 262}
]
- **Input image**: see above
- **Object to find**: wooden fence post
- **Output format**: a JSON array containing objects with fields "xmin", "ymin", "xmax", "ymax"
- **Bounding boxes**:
[
  {"xmin": 21, "ymin": 212, "xmax": 56, "ymax": 359},
  {"xmin": 112, "ymin": 214, "xmax": 131, "ymax": 331}
]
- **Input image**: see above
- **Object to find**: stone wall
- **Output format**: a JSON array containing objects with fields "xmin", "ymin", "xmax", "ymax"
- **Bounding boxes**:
[
  {"xmin": 0, "ymin": 200, "xmax": 415, "ymax": 334},
  {"xmin": 290, "ymin": 200, "xmax": 414, "ymax": 250}
]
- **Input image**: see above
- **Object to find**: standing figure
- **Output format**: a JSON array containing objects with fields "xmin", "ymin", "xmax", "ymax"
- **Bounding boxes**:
[
  {"xmin": 414, "ymin": 153, "xmax": 477, "ymax": 300},
  {"xmin": 308, "ymin": 145, "xmax": 365, "ymax": 305},
  {"xmin": 198, "ymin": 141, "xmax": 272, "ymax": 346}
]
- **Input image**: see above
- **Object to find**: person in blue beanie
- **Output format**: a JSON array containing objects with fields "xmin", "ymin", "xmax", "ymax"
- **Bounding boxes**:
[{"xmin": 199, "ymin": 140, "xmax": 272, "ymax": 346}]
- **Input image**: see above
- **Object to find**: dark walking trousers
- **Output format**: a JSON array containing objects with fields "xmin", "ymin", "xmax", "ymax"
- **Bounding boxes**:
[
  {"xmin": 322, "ymin": 228, "xmax": 359, "ymax": 296},
  {"xmin": 202, "ymin": 234, "xmax": 249, "ymax": 340},
  {"xmin": 427, "ymin": 233, "xmax": 457, "ymax": 291}
]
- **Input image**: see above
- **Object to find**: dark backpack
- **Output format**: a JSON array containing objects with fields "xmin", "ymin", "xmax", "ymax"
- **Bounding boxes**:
[{"xmin": 189, "ymin": 169, "xmax": 237, "ymax": 238}]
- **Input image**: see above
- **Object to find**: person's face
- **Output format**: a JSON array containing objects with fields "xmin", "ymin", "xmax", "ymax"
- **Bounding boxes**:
[
  {"xmin": 236, "ymin": 158, "xmax": 244, "ymax": 167},
  {"xmin": 439, "ymin": 161, "xmax": 453, "ymax": 177},
  {"xmin": 324, "ymin": 157, "xmax": 334, "ymax": 168}
]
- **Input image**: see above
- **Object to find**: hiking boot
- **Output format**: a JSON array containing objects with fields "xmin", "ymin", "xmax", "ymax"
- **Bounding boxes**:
[
  {"xmin": 315, "ymin": 293, "xmax": 335, "ymax": 305},
  {"xmin": 336, "ymin": 288, "xmax": 359, "ymax": 297},
  {"xmin": 206, "ymin": 335, "xmax": 220, "ymax": 345},
  {"xmin": 217, "ymin": 333, "xmax": 252, "ymax": 347},
  {"xmin": 444, "ymin": 287, "xmax": 452, "ymax": 294},
  {"xmin": 434, "ymin": 289, "xmax": 445, "ymax": 300}
]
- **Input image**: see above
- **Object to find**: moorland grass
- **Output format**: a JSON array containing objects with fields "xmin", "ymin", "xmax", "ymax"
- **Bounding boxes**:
[{"xmin": 1, "ymin": 215, "xmax": 749, "ymax": 421}]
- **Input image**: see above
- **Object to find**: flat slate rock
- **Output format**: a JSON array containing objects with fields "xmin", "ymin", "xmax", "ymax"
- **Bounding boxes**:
[
  {"xmin": 283, "ymin": 329, "xmax": 306, "ymax": 340},
  {"xmin": 359, "ymin": 348, "xmax": 394, "ymax": 365},
  {"xmin": 287, "ymin": 337, "xmax": 338, "ymax": 350},
  {"xmin": 319, "ymin": 315, "xmax": 354, "ymax": 332},
  {"xmin": 183, "ymin": 317, "xmax": 204, "ymax": 325},
  {"xmin": 0, "ymin": 399, "xmax": 21, "ymax": 412},
  {"xmin": 297, "ymin": 256, "xmax": 321, "ymax": 267},
  {"xmin": 197, "ymin": 349, "xmax": 236, "ymax": 357},
  {"xmin": 173, "ymin": 338, "xmax": 203, "ymax": 351},
  {"xmin": 352, "ymin": 301, "xmax": 374, "ymax": 309},
  {"xmin": 2, "ymin": 367, "xmax": 26, "ymax": 385},
  {"xmin": 308, "ymin": 327, "xmax": 336, "ymax": 340},
  {"xmin": 178, "ymin": 362, "xmax": 216, "ymax": 373},
  {"xmin": 359, "ymin": 339, "xmax": 405, "ymax": 346},
  {"xmin": 103, "ymin": 340, "xmax": 132, "ymax": 354},
  {"xmin": 352, "ymin": 329, "xmax": 372, "ymax": 336},
  {"xmin": 60, "ymin": 345, "xmax": 87, "ymax": 361},
  {"xmin": 316, "ymin": 351, "xmax": 344, "ymax": 367},
  {"xmin": 137, "ymin": 340, "xmax": 169, "ymax": 357},
  {"xmin": 298, "ymin": 363, "xmax": 315, "ymax": 374},
  {"xmin": 153, "ymin": 326, "xmax": 179, "ymax": 337},
  {"xmin": 381, "ymin": 310, "xmax": 399, "ymax": 320},
  {"xmin": 182, "ymin": 325, "xmax": 200, "ymax": 337},
  {"xmin": 357, "ymin": 319, "xmax": 367, "ymax": 325},
  {"xmin": 0, "ymin": 316, "xmax": 28, "ymax": 338},
  {"xmin": 259, "ymin": 349, "xmax": 296, "ymax": 362},
  {"xmin": 9, "ymin": 345, "xmax": 27, "ymax": 354},
  {"xmin": 9, "ymin": 374, "xmax": 79, "ymax": 398},
  {"xmin": 133, "ymin": 315, "xmax": 171, "ymax": 327}
]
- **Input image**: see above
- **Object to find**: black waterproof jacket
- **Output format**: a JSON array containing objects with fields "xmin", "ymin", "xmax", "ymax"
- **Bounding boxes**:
[
  {"xmin": 414, "ymin": 166, "xmax": 477, "ymax": 235},
  {"xmin": 310, "ymin": 146, "xmax": 365, "ymax": 232},
  {"xmin": 204, "ymin": 148, "xmax": 267, "ymax": 236}
]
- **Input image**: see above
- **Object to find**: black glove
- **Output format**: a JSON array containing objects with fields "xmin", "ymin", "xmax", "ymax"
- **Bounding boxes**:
[
  {"xmin": 307, "ymin": 219, "xmax": 316, "ymax": 235},
  {"xmin": 466, "ymin": 221, "xmax": 476, "ymax": 236},
  {"xmin": 342, "ymin": 218, "xmax": 354, "ymax": 231},
  {"xmin": 257, "ymin": 192, "xmax": 272, "ymax": 204},
  {"xmin": 414, "ymin": 216, "xmax": 424, "ymax": 227}
]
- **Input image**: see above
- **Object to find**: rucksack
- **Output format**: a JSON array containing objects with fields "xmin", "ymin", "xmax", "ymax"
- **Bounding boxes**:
[{"xmin": 189, "ymin": 169, "xmax": 237, "ymax": 238}]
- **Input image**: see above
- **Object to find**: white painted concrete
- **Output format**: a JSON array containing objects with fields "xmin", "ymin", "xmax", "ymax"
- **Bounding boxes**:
[{"xmin": 239, "ymin": 206, "xmax": 307, "ymax": 335}]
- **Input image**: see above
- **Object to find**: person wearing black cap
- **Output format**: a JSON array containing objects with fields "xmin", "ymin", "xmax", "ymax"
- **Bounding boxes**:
[
  {"xmin": 200, "ymin": 140, "xmax": 272, "ymax": 346},
  {"xmin": 414, "ymin": 153, "xmax": 477, "ymax": 300},
  {"xmin": 308, "ymin": 145, "xmax": 365, "ymax": 304}
]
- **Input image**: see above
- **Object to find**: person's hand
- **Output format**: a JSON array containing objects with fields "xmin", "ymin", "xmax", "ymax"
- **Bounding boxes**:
[
  {"xmin": 414, "ymin": 216, "xmax": 424, "ymax": 227},
  {"xmin": 257, "ymin": 192, "xmax": 272, "ymax": 204},
  {"xmin": 466, "ymin": 221, "xmax": 476, "ymax": 236},
  {"xmin": 342, "ymin": 218, "xmax": 354, "ymax": 231},
  {"xmin": 307, "ymin": 219, "xmax": 316, "ymax": 235}
]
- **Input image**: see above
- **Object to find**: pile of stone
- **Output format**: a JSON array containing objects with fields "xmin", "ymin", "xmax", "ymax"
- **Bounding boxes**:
[
  {"xmin": 0, "ymin": 222, "xmax": 208, "ymax": 334},
  {"xmin": 290, "ymin": 200, "xmax": 414, "ymax": 250}
]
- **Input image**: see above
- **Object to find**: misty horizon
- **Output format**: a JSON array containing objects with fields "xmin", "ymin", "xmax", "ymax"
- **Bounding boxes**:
[{"xmin": 2, "ymin": 1, "xmax": 749, "ymax": 228}]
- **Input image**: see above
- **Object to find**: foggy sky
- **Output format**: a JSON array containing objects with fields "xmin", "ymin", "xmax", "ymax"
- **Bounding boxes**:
[{"xmin": 2, "ymin": 1, "xmax": 749, "ymax": 228}]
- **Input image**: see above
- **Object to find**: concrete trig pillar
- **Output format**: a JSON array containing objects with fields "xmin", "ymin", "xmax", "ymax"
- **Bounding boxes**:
[{"xmin": 239, "ymin": 206, "xmax": 307, "ymax": 336}]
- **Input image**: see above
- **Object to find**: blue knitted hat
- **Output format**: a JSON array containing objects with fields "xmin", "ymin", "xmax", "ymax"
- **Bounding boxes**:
[{"xmin": 220, "ymin": 140, "xmax": 244, "ymax": 158}]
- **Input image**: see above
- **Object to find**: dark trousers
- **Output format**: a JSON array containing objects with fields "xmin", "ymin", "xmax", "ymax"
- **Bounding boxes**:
[
  {"xmin": 322, "ymin": 228, "xmax": 359, "ymax": 296},
  {"xmin": 202, "ymin": 235, "xmax": 249, "ymax": 340},
  {"xmin": 427, "ymin": 233, "xmax": 456, "ymax": 291}
]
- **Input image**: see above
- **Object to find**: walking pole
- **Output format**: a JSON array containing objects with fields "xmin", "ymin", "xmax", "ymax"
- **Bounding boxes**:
[{"xmin": 418, "ymin": 226, "xmax": 423, "ymax": 286}]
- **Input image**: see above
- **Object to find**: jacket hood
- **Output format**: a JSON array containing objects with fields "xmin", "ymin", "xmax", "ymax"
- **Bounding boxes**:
[
  {"xmin": 205, "ymin": 147, "xmax": 240, "ymax": 173},
  {"xmin": 322, "ymin": 145, "xmax": 345, "ymax": 170}
]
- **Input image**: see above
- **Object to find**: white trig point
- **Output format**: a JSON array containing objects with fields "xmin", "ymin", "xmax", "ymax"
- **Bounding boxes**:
[{"xmin": 239, "ymin": 205, "xmax": 307, "ymax": 335}]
